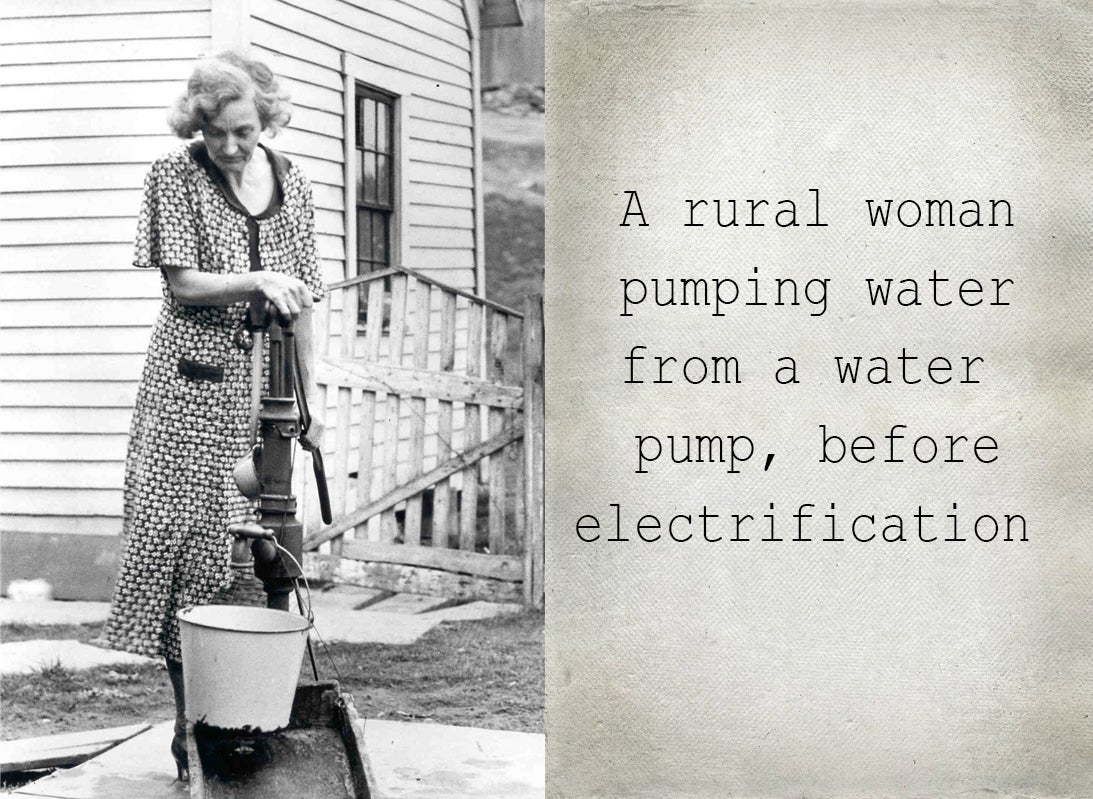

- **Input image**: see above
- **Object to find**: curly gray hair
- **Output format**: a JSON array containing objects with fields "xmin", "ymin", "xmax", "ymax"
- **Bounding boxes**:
[{"xmin": 168, "ymin": 50, "xmax": 292, "ymax": 139}]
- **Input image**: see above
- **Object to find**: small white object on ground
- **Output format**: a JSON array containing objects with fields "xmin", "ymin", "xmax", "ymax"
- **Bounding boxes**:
[{"xmin": 6, "ymin": 579, "xmax": 53, "ymax": 602}]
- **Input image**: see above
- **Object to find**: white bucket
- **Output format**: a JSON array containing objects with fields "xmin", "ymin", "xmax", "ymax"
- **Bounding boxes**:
[{"xmin": 178, "ymin": 605, "xmax": 309, "ymax": 732}]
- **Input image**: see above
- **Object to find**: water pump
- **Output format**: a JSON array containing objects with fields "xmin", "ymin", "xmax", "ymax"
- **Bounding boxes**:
[{"xmin": 229, "ymin": 307, "xmax": 332, "ymax": 611}]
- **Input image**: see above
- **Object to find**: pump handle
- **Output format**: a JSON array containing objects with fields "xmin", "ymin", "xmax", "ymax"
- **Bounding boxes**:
[{"xmin": 293, "ymin": 344, "xmax": 333, "ymax": 525}]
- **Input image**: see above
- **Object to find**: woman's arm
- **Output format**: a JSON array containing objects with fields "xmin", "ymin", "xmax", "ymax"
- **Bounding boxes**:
[{"xmin": 163, "ymin": 266, "xmax": 315, "ymax": 321}]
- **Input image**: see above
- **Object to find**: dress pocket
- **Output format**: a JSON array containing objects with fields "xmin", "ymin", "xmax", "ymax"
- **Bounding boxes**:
[{"xmin": 178, "ymin": 358, "xmax": 224, "ymax": 383}]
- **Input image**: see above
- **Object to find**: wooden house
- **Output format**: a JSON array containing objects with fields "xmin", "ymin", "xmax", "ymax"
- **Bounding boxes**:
[{"xmin": 0, "ymin": 0, "xmax": 534, "ymax": 601}]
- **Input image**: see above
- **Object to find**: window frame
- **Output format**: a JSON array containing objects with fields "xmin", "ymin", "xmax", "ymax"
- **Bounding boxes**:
[
  {"xmin": 354, "ymin": 84, "xmax": 396, "ymax": 277},
  {"xmin": 341, "ymin": 53, "xmax": 411, "ymax": 283}
]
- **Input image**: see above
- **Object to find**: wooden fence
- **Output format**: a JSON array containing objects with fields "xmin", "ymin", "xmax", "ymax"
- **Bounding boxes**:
[{"xmin": 302, "ymin": 266, "xmax": 544, "ymax": 608}]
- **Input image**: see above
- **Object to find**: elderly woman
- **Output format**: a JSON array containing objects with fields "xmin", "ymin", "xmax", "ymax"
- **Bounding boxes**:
[{"xmin": 97, "ymin": 51, "xmax": 324, "ymax": 781}]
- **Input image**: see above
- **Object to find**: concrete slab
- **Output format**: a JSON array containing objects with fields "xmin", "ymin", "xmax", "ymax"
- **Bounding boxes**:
[
  {"xmin": 0, "ymin": 640, "xmax": 153, "ymax": 676},
  {"xmin": 9, "ymin": 721, "xmax": 184, "ymax": 799},
  {"xmin": 363, "ymin": 720, "xmax": 544, "ymax": 799},
  {"xmin": 308, "ymin": 607, "xmax": 440, "ymax": 645},
  {"xmin": 421, "ymin": 601, "xmax": 523, "ymax": 623},
  {"xmin": 0, "ymin": 599, "xmax": 109, "ymax": 627}
]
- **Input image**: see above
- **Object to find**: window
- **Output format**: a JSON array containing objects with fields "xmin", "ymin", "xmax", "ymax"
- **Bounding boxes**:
[{"xmin": 355, "ymin": 85, "xmax": 396, "ymax": 324}]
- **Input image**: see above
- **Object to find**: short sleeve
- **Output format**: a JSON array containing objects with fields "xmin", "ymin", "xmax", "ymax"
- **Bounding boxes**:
[
  {"xmin": 295, "ymin": 176, "xmax": 326, "ymax": 303},
  {"xmin": 133, "ymin": 156, "xmax": 201, "ymax": 271}
]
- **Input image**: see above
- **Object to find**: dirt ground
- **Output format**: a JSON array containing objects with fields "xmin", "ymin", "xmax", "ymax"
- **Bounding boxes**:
[{"xmin": 1, "ymin": 611, "xmax": 543, "ymax": 743}]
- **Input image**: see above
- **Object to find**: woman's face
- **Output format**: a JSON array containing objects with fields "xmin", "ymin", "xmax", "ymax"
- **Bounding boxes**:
[{"xmin": 203, "ymin": 94, "xmax": 262, "ymax": 178}]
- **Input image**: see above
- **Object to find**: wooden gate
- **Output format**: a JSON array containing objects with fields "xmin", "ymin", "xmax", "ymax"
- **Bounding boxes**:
[{"xmin": 301, "ymin": 266, "xmax": 544, "ymax": 608}]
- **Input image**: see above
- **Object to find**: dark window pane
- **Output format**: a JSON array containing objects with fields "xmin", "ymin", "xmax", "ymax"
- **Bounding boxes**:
[
  {"xmin": 357, "ymin": 209, "xmax": 373, "ymax": 262},
  {"xmin": 377, "ymin": 154, "xmax": 390, "ymax": 205},
  {"xmin": 362, "ymin": 152, "xmax": 377, "ymax": 204},
  {"xmin": 376, "ymin": 101, "xmax": 388, "ymax": 153},
  {"xmin": 364, "ymin": 98, "xmax": 376, "ymax": 149},
  {"xmin": 355, "ymin": 154, "xmax": 364, "ymax": 203},
  {"xmin": 372, "ymin": 211, "xmax": 387, "ymax": 262},
  {"xmin": 355, "ymin": 97, "xmax": 364, "ymax": 147}
]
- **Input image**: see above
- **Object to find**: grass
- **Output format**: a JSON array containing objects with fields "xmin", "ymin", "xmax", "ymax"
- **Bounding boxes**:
[{"xmin": 1, "ymin": 611, "xmax": 543, "ymax": 742}]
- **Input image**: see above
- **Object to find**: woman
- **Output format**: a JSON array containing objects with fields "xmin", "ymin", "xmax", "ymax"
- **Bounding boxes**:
[{"xmin": 97, "ymin": 51, "xmax": 324, "ymax": 781}]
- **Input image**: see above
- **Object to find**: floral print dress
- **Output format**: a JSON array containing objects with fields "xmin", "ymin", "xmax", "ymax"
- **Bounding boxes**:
[{"xmin": 99, "ymin": 141, "xmax": 325, "ymax": 661}]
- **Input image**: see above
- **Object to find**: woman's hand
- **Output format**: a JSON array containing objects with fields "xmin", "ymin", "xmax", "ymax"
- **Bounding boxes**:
[
  {"xmin": 252, "ymin": 271, "xmax": 313, "ymax": 322},
  {"xmin": 300, "ymin": 412, "xmax": 324, "ymax": 452}
]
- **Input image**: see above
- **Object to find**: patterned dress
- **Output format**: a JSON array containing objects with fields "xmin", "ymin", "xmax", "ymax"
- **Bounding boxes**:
[{"xmin": 99, "ymin": 141, "xmax": 325, "ymax": 661}]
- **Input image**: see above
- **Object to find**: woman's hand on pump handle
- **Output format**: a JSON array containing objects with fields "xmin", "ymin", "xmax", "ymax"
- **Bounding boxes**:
[{"xmin": 253, "ymin": 270, "xmax": 313, "ymax": 322}]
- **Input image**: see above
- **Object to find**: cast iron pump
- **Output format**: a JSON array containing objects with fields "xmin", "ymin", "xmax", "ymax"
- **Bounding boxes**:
[{"xmin": 229, "ymin": 306, "xmax": 332, "ymax": 612}]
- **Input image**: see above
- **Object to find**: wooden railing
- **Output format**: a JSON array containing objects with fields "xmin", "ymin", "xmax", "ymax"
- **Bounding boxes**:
[{"xmin": 302, "ymin": 266, "xmax": 543, "ymax": 607}]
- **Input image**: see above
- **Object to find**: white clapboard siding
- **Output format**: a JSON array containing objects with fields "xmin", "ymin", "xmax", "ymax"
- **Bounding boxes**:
[
  {"xmin": 2, "ymin": 218, "xmax": 139, "ymax": 246},
  {"xmin": 2, "ymin": 270, "xmax": 158, "ymax": 301},
  {"xmin": 0, "ymin": 135, "xmax": 177, "ymax": 166},
  {"xmin": 268, "ymin": 124, "xmax": 342, "ymax": 164},
  {"xmin": 2, "ymin": 298, "xmax": 162, "ymax": 329},
  {"xmin": 274, "ymin": 104, "xmax": 343, "ymax": 140},
  {"xmin": 2, "ymin": 59, "xmax": 195, "ymax": 86},
  {"xmin": 0, "ymin": 461, "xmax": 126, "ymax": 491},
  {"xmin": 2, "ymin": 0, "xmax": 209, "ymax": 19},
  {"xmin": 2, "ymin": 164, "xmax": 150, "ymax": 193},
  {"xmin": 4, "ymin": 354, "xmax": 146, "ymax": 382},
  {"xmin": 408, "ymin": 250, "xmax": 476, "ymax": 272},
  {"xmin": 0, "ymin": 327, "xmax": 151, "ymax": 355},
  {"xmin": 1, "ymin": 38, "xmax": 209, "ymax": 66},
  {"xmin": 408, "ymin": 205, "xmax": 474, "ymax": 229},
  {"xmin": 411, "ymin": 139, "xmax": 474, "ymax": 170},
  {"xmin": 3, "ymin": 489, "xmax": 123, "ymax": 518},
  {"xmin": 313, "ymin": 208, "xmax": 346, "ymax": 238},
  {"xmin": 310, "ymin": 182, "xmax": 343, "ymax": 212},
  {"xmin": 408, "ymin": 225, "xmax": 475, "ymax": 249},
  {"xmin": 407, "ymin": 182, "xmax": 474, "ymax": 209},
  {"xmin": 0, "ymin": 189, "xmax": 144, "ymax": 220},
  {"xmin": 410, "ymin": 117, "xmax": 474, "ymax": 148},
  {"xmin": 1, "ymin": 81, "xmax": 182, "ymax": 112},
  {"xmin": 2, "ymin": 407, "xmax": 133, "ymax": 436},
  {"xmin": 1, "ymin": 434, "xmax": 129, "ymax": 463},
  {"xmin": 1, "ymin": 515, "xmax": 122, "ymax": 537},
  {"xmin": 0, "ymin": 382, "xmax": 138, "ymax": 409},
  {"xmin": 252, "ymin": 45, "xmax": 341, "ymax": 91},
  {"xmin": 408, "ymin": 96, "xmax": 473, "ymax": 128},
  {"xmin": 1, "ymin": 12, "xmax": 209, "ymax": 45},
  {"xmin": 2, "ymin": 243, "xmax": 141, "ymax": 273},
  {"xmin": 407, "ymin": 160, "xmax": 472, "ymax": 189}
]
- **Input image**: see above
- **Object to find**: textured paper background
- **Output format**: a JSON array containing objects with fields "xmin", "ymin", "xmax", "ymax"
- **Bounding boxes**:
[{"xmin": 544, "ymin": 2, "xmax": 1093, "ymax": 797}]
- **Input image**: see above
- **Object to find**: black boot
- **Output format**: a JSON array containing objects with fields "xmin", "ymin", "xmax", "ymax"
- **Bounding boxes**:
[{"xmin": 165, "ymin": 658, "xmax": 189, "ymax": 782}]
